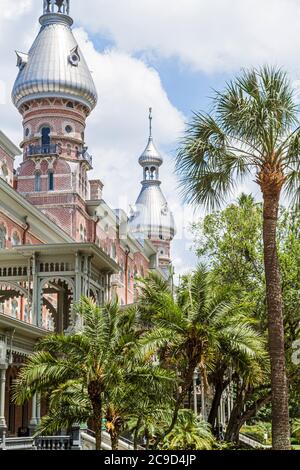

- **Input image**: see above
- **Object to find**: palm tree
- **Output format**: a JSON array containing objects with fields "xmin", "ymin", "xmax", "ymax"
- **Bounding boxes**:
[
  {"xmin": 14, "ymin": 297, "xmax": 175, "ymax": 451},
  {"xmin": 138, "ymin": 266, "xmax": 265, "ymax": 446},
  {"xmin": 33, "ymin": 380, "xmax": 91, "ymax": 437},
  {"xmin": 160, "ymin": 409, "xmax": 215, "ymax": 450},
  {"xmin": 176, "ymin": 67, "xmax": 298, "ymax": 449},
  {"xmin": 14, "ymin": 298, "xmax": 125, "ymax": 450}
]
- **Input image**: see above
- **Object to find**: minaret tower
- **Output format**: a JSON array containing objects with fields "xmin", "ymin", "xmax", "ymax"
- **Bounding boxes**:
[
  {"xmin": 12, "ymin": 0, "xmax": 98, "ymax": 239},
  {"xmin": 129, "ymin": 109, "xmax": 175, "ymax": 271}
]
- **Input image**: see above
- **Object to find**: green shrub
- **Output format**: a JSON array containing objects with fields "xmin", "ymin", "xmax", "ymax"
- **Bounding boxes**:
[{"xmin": 240, "ymin": 422, "xmax": 271, "ymax": 445}]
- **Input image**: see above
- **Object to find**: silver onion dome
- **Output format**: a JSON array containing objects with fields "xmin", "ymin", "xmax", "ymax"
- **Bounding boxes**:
[
  {"xmin": 12, "ymin": 1, "xmax": 98, "ymax": 111},
  {"xmin": 129, "ymin": 182, "xmax": 175, "ymax": 240},
  {"xmin": 139, "ymin": 137, "xmax": 163, "ymax": 167},
  {"xmin": 129, "ymin": 109, "xmax": 175, "ymax": 240}
]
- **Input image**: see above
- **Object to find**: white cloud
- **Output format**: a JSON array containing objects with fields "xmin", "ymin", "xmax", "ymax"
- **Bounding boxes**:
[
  {"xmin": 73, "ymin": 0, "xmax": 300, "ymax": 74},
  {"xmin": 73, "ymin": 29, "xmax": 195, "ymax": 276},
  {"xmin": 0, "ymin": 0, "xmax": 32, "ymax": 20}
]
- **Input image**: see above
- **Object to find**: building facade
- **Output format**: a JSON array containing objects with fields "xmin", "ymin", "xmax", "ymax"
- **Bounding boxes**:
[{"xmin": 0, "ymin": 0, "xmax": 174, "ymax": 442}]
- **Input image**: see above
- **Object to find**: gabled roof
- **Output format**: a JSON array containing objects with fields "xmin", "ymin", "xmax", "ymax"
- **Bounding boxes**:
[{"xmin": 0, "ymin": 130, "xmax": 21, "ymax": 158}]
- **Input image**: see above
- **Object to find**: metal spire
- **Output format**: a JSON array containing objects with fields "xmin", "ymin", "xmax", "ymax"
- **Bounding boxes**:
[{"xmin": 149, "ymin": 107, "xmax": 153, "ymax": 139}]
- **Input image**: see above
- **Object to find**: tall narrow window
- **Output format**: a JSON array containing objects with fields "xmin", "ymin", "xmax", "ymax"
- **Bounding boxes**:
[
  {"xmin": 0, "ymin": 164, "xmax": 9, "ymax": 182},
  {"xmin": 41, "ymin": 127, "xmax": 51, "ymax": 153},
  {"xmin": 0, "ymin": 224, "xmax": 6, "ymax": 249},
  {"xmin": 12, "ymin": 232, "xmax": 21, "ymax": 246},
  {"xmin": 48, "ymin": 171, "xmax": 54, "ymax": 191},
  {"xmin": 35, "ymin": 172, "xmax": 41, "ymax": 192}
]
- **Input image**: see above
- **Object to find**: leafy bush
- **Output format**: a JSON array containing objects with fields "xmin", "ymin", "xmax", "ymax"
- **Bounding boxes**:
[
  {"xmin": 291, "ymin": 419, "xmax": 300, "ymax": 443},
  {"xmin": 240, "ymin": 422, "xmax": 271, "ymax": 445},
  {"xmin": 160, "ymin": 410, "xmax": 215, "ymax": 450}
]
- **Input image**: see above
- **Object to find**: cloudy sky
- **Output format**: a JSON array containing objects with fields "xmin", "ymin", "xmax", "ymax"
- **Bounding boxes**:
[{"xmin": 1, "ymin": 0, "xmax": 300, "ymax": 277}]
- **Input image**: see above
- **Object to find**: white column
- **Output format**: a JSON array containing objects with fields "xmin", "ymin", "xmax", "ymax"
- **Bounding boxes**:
[
  {"xmin": 227, "ymin": 389, "xmax": 231, "ymax": 423},
  {"xmin": 230, "ymin": 384, "xmax": 234, "ymax": 412},
  {"xmin": 0, "ymin": 368, "xmax": 7, "ymax": 429},
  {"xmin": 220, "ymin": 396, "xmax": 224, "ymax": 426},
  {"xmin": 30, "ymin": 393, "xmax": 37, "ymax": 429},
  {"xmin": 32, "ymin": 254, "xmax": 40, "ymax": 326},
  {"xmin": 222, "ymin": 397, "xmax": 226, "ymax": 426},
  {"xmin": 217, "ymin": 406, "xmax": 221, "ymax": 427},
  {"xmin": 201, "ymin": 382, "xmax": 206, "ymax": 421},
  {"xmin": 193, "ymin": 370, "xmax": 198, "ymax": 415},
  {"xmin": 36, "ymin": 393, "xmax": 41, "ymax": 424}
]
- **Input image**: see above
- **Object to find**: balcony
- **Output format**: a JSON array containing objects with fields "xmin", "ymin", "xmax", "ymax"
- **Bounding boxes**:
[
  {"xmin": 26, "ymin": 144, "xmax": 59, "ymax": 157},
  {"xmin": 77, "ymin": 148, "xmax": 93, "ymax": 167}
]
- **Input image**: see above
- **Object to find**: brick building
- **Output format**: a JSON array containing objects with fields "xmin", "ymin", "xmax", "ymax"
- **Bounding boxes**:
[{"xmin": 0, "ymin": 0, "xmax": 175, "ymax": 441}]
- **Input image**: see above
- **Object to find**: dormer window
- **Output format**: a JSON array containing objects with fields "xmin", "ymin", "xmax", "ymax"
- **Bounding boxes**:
[
  {"xmin": 16, "ymin": 51, "xmax": 28, "ymax": 71},
  {"xmin": 68, "ymin": 46, "xmax": 80, "ymax": 67}
]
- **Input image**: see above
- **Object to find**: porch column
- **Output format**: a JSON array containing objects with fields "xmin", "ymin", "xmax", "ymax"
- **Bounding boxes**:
[
  {"xmin": 29, "ymin": 393, "xmax": 37, "ymax": 435},
  {"xmin": 227, "ymin": 388, "xmax": 231, "ymax": 423},
  {"xmin": 75, "ymin": 253, "xmax": 81, "ymax": 302},
  {"xmin": 0, "ymin": 366, "xmax": 7, "ymax": 443},
  {"xmin": 36, "ymin": 393, "xmax": 41, "ymax": 424},
  {"xmin": 201, "ymin": 381, "xmax": 206, "ymax": 421},
  {"xmin": 57, "ymin": 289, "xmax": 65, "ymax": 334},
  {"xmin": 107, "ymin": 273, "xmax": 112, "ymax": 301},
  {"xmin": 104, "ymin": 273, "xmax": 111, "ymax": 302},
  {"xmin": 31, "ymin": 253, "xmax": 40, "ymax": 326},
  {"xmin": 193, "ymin": 369, "xmax": 198, "ymax": 415},
  {"xmin": 220, "ymin": 396, "xmax": 224, "ymax": 426}
]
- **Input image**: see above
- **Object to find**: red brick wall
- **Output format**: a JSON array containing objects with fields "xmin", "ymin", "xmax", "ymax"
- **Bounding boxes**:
[{"xmin": 0, "ymin": 211, "xmax": 42, "ymax": 247}]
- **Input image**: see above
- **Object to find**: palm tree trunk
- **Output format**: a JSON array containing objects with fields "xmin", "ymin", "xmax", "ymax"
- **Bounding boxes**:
[
  {"xmin": 208, "ymin": 380, "xmax": 224, "ymax": 432},
  {"xmin": 92, "ymin": 398, "xmax": 102, "ymax": 451},
  {"xmin": 224, "ymin": 392, "xmax": 244, "ymax": 444},
  {"xmin": 153, "ymin": 358, "xmax": 199, "ymax": 449},
  {"xmin": 263, "ymin": 191, "xmax": 290, "ymax": 450},
  {"xmin": 111, "ymin": 433, "xmax": 119, "ymax": 451},
  {"xmin": 88, "ymin": 382, "xmax": 103, "ymax": 451}
]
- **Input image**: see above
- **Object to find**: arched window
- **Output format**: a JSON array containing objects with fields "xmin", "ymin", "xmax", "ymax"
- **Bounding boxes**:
[
  {"xmin": 0, "ymin": 224, "xmax": 7, "ymax": 249},
  {"xmin": 41, "ymin": 127, "xmax": 51, "ymax": 150},
  {"xmin": 67, "ymin": 144, "xmax": 72, "ymax": 156},
  {"xmin": 66, "ymin": 101, "xmax": 74, "ymax": 108},
  {"xmin": 79, "ymin": 224, "xmax": 86, "ymax": 242},
  {"xmin": 128, "ymin": 269, "xmax": 131, "ymax": 286},
  {"xmin": 12, "ymin": 232, "xmax": 21, "ymax": 246},
  {"xmin": 48, "ymin": 171, "xmax": 54, "ymax": 191},
  {"xmin": 0, "ymin": 163, "xmax": 9, "ymax": 182},
  {"xmin": 35, "ymin": 172, "xmax": 41, "ymax": 192},
  {"xmin": 11, "ymin": 299, "xmax": 18, "ymax": 318},
  {"xmin": 111, "ymin": 243, "xmax": 116, "ymax": 260}
]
